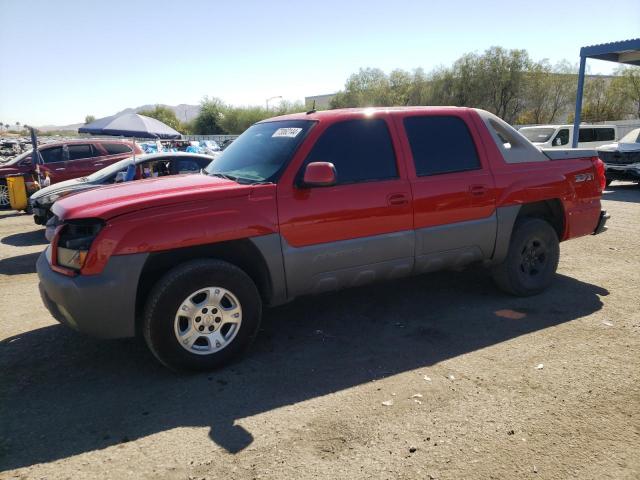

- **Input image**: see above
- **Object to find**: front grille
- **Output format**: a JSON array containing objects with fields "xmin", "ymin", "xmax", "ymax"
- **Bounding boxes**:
[{"xmin": 599, "ymin": 150, "xmax": 640, "ymax": 165}]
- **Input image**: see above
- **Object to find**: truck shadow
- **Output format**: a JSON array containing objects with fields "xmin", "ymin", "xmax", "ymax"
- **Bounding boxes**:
[
  {"xmin": 0, "ymin": 251, "xmax": 41, "ymax": 275},
  {"xmin": 1, "ymin": 230, "xmax": 47, "ymax": 247},
  {"xmin": 0, "ymin": 270, "xmax": 608, "ymax": 470}
]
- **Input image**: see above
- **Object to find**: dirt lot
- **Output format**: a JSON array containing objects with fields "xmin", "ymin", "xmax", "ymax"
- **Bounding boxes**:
[{"xmin": 0, "ymin": 185, "xmax": 639, "ymax": 480}]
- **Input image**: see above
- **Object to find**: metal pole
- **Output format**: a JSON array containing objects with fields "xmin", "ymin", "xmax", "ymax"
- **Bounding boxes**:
[{"xmin": 572, "ymin": 55, "xmax": 587, "ymax": 148}]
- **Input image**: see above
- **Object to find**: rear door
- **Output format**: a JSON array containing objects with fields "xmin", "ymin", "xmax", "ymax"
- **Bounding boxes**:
[
  {"xmin": 277, "ymin": 116, "xmax": 414, "ymax": 296},
  {"xmin": 64, "ymin": 143, "xmax": 104, "ymax": 179},
  {"xmin": 99, "ymin": 142, "xmax": 135, "ymax": 167},
  {"xmin": 394, "ymin": 112, "xmax": 497, "ymax": 273}
]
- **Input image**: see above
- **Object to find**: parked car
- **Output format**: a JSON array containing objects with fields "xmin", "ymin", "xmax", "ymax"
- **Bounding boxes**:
[
  {"xmin": 596, "ymin": 128, "xmax": 640, "ymax": 185},
  {"xmin": 0, "ymin": 139, "xmax": 141, "ymax": 209},
  {"xmin": 37, "ymin": 107, "xmax": 608, "ymax": 371},
  {"xmin": 31, "ymin": 152, "xmax": 216, "ymax": 226},
  {"xmin": 519, "ymin": 124, "xmax": 617, "ymax": 149}
]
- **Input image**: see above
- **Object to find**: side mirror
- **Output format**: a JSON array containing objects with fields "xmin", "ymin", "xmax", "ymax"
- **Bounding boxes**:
[
  {"xmin": 554, "ymin": 137, "xmax": 562, "ymax": 146},
  {"xmin": 301, "ymin": 162, "xmax": 336, "ymax": 187}
]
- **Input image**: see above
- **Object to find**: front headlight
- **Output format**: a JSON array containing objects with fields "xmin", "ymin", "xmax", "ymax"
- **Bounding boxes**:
[
  {"xmin": 56, "ymin": 219, "xmax": 104, "ymax": 271},
  {"xmin": 41, "ymin": 190, "xmax": 72, "ymax": 206}
]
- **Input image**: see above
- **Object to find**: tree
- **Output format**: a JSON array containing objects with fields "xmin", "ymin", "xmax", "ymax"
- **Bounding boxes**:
[
  {"xmin": 84, "ymin": 115, "xmax": 96, "ymax": 124},
  {"xmin": 581, "ymin": 76, "xmax": 628, "ymax": 122},
  {"xmin": 137, "ymin": 105, "xmax": 183, "ymax": 131},
  {"xmin": 615, "ymin": 66, "xmax": 640, "ymax": 118},
  {"xmin": 519, "ymin": 60, "xmax": 576, "ymax": 124},
  {"xmin": 190, "ymin": 97, "xmax": 225, "ymax": 135},
  {"xmin": 330, "ymin": 68, "xmax": 393, "ymax": 108}
]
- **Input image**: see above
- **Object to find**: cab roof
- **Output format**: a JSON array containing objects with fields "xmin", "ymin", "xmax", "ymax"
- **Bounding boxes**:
[{"xmin": 261, "ymin": 106, "xmax": 475, "ymax": 123}]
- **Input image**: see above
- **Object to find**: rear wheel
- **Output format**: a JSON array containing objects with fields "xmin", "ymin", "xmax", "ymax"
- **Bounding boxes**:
[
  {"xmin": 143, "ymin": 259, "xmax": 262, "ymax": 371},
  {"xmin": 492, "ymin": 218, "xmax": 560, "ymax": 296}
]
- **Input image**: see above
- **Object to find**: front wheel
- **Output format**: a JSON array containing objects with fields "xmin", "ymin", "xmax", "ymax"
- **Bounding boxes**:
[
  {"xmin": 143, "ymin": 259, "xmax": 262, "ymax": 371},
  {"xmin": 0, "ymin": 181, "xmax": 9, "ymax": 209},
  {"xmin": 491, "ymin": 218, "xmax": 560, "ymax": 296}
]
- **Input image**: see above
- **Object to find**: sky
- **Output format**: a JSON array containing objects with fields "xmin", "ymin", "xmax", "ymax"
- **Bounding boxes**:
[{"xmin": 0, "ymin": 0, "xmax": 638, "ymax": 126}]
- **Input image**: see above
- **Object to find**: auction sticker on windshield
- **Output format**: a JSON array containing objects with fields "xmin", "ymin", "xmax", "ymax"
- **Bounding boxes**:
[{"xmin": 272, "ymin": 127, "xmax": 302, "ymax": 138}]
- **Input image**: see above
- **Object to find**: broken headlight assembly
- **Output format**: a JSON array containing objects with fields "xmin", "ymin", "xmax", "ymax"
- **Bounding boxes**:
[{"xmin": 55, "ymin": 219, "xmax": 104, "ymax": 271}]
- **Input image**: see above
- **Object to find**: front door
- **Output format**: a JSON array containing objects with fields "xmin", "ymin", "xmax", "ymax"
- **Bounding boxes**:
[
  {"xmin": 277, "ymin": 116, "xmax": 414, "ymax": 297},
  {"xmin": 38, "ymin": 146, "xmax": 66, "ymax": 184}
]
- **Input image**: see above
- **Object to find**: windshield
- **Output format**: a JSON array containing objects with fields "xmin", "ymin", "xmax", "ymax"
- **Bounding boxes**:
[
  {"xmin": 205, "ymin": 120, "xmax": 314, "ymax": 183},
  {"xmin": 0, "ymin": 149, "xmax": 32, "ymax": 165},
  {"xmin": 86, "ymin": 156, "xmax": 136, "ymax": 182},
  {"xmin": 520, "ymin": 128, "xmax": 557, "ymax": 143},
  {"xmin": 619, "ymin": 128, "xmax": 640, "ymax": 144}
]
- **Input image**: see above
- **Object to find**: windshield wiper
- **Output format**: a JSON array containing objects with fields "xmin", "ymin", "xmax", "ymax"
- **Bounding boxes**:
[{"xmin": 210, "ymin": 172, "xmax": 238, "ymax": 182}]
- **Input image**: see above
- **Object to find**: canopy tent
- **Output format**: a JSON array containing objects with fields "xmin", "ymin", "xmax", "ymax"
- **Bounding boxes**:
[
  {"xmin": 572, "ymin": 38, "xmax": 640, "ymax": 147},
  {"xmin": 78, "ymin": 113, "xmax": 181, "ymax": 139}
]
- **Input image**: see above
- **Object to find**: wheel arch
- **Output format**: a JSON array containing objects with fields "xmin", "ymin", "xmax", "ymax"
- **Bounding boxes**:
[
  {"xmin": 492, "ymin": 199, "xmax": 565, "ymax": 265},
  {"xmin": 135, "ymin": 237, "xmax": 280, "ymax": 334}
]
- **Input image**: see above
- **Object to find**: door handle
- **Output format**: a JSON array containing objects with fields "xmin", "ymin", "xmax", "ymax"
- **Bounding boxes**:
[
  {"xmin": 387, "ymin": 193, "xmax": 410, "ymax": 206},
  {"xmin": 55, "ymin": 168, "xmax": 65, "ymax": 171},
  {"xmin": 469, "ymin": 184, "xmax": 488, "ymax": 196},
  {"xmin": 94, "ymin": 163, "xmax": 104, "ymax": 166}
]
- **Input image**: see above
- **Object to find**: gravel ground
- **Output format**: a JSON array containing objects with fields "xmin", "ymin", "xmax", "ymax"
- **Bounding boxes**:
[{"xmin": 0, "ymin": 184, "xmax": 639, "ymax": 480}]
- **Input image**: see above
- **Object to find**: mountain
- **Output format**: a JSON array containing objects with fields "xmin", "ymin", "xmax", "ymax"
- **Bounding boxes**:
[{"xmin": 38, "ymin": 103, "xmax": 201, "ymax": 132}]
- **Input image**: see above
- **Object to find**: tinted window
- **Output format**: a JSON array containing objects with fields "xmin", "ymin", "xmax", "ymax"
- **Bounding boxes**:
[
  {"xmin": 39, "ymin": 147, "xmax": 64, "ymax": 164},
  {"xmin": 555, "ymin": 129, "xmax": 570, "ymax": 146},
  {"xmin": 175, "ymin": 158, "xmax": 203, "ymax": 172},
  {"xmin": 595, "ymin": 128, "xmax": 615, "ymax": 141},
  {"xmin": 103, "ymin": 143, "xmax": 133, "ymax": 155},
  {"xmin": 578, "ymin": 128, "xmax": 595, "ymax": 142},
  {"xmin": 67, "ymin": 144, "xmax": 97, "ymax": 161},
  {"xmin": 404, "ymin": 116, "xmax": 480, "ymax": 176},
  {"xmin": 304, "ymin": 119, "xmax": 397, "ymax": 184}
]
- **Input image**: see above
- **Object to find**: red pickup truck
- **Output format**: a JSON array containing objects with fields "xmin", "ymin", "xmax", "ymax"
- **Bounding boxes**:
[{"xmin": 37, "ymin": 107, "xmax": 608, "ymax": 371}]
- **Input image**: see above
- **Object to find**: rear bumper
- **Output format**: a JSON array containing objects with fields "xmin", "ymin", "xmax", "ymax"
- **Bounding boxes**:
[
  {"xmin": 604, "ymin": 164, "xmax": 640, "ymax": 181},
  {"xmin": 593, "ymin": 210, "xmax": 609, "ymax": 235},
  {"xmin": 37, "ymin": 248, "xmax": 148, "ymax": 339}
]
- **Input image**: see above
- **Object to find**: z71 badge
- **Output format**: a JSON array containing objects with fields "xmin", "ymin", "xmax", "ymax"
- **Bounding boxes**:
[{"xmin": 574, "ymin": 173, "xmax": 594, "ymax": 183}]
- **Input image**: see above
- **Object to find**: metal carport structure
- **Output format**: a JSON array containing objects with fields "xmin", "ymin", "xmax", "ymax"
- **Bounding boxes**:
[{"xmin": 572, "ymin": 38, "xmax": 640, "ymax": 147}]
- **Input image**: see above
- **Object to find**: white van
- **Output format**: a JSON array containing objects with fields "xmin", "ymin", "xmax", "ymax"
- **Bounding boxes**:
[{"xmin": 519, "ymin": 124, "xmax": 617, "ymax": 149}]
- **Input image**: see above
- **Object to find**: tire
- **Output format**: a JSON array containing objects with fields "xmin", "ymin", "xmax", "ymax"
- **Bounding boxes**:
[
  {"xmin": 0, "ymin": 180, "xmax": 9, "ymax": 210},
  {"xmin": 491, "ymin": 218, "xmax": 560, "ymax": 296},
  {"xmin": 143, "ymin": 259, "xmax": 262, "ymax": 371}
]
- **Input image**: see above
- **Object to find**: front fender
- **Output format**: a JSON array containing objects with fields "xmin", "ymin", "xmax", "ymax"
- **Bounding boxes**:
[{"xmin": 81, "ymin": 186, "xmax": 279, "ymax": 275}]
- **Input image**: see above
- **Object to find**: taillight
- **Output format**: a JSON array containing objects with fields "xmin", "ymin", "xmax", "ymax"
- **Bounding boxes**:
[{"xmin": 592, "ymin": 157, "xmax": 606, "ymax": 192}]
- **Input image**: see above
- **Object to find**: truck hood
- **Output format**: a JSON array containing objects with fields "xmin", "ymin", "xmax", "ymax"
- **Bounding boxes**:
[
  {"xmin": 597, "ymin": 142, "xmax": 640, "ymax": 153},
  {"xmin": 30, "ymin": 178, "xmax": 85, "ymax": 202},
  {"xmin": 53, "ymin": 174, "xmax": 249, "ymax": 221}
]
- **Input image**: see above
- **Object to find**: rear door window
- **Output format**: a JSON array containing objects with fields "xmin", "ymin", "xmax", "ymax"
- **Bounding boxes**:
[
  {"xmin": 67, "ymin": 144, "xmax": 99, "ymax": 161},
  {"xmin": 595, "ymin": 128, "xmax": 615, "ymax": 141},
  {"xmin": 39, "ymin": 147, "xmax": 64, "ymax": 164},
  {"xmin": 103, "ymin": 143, "xmax": 133, "ymax": 155},
  {"xmin": 403, "ymin": 116, "xmax": 480, "ymax": 176},
  {"xmin": 304, "ymin": 118, "xmax": 398, "ymax": 184},
  {"xmin": 174, "ymin": 158, "xmax": 203, "ymax": 173},
  {"xmin": 578, "ymin": 128, "xmax": 595, "ymax": 143}
]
